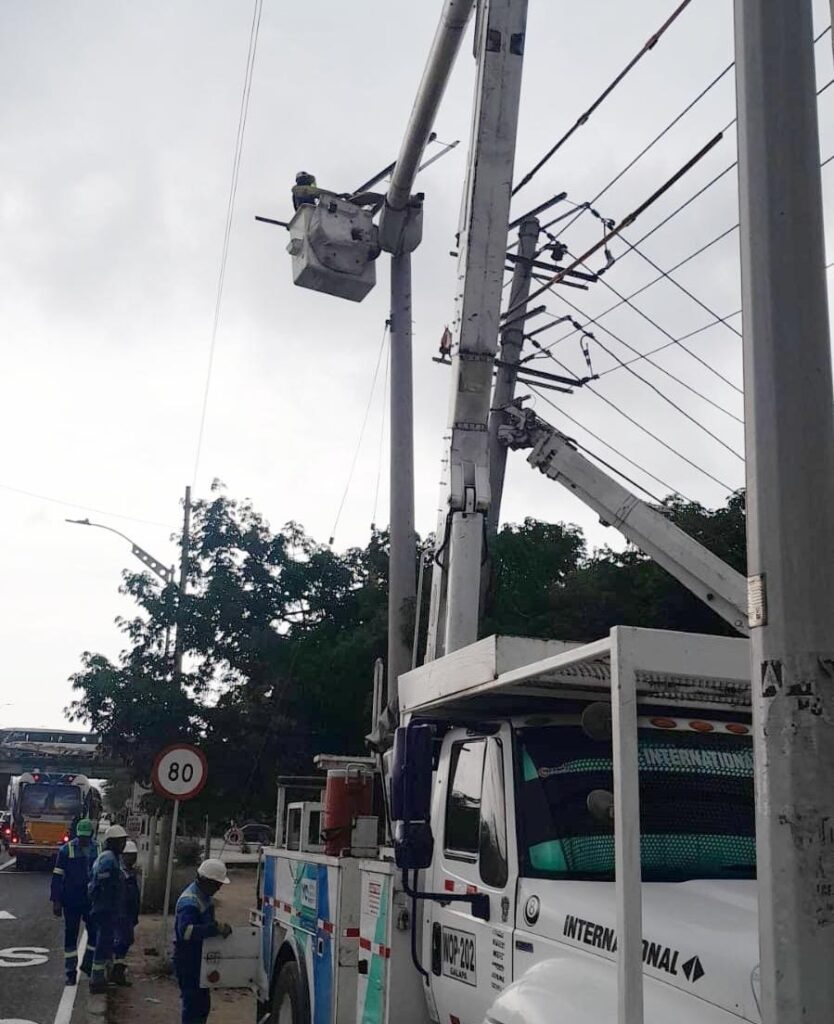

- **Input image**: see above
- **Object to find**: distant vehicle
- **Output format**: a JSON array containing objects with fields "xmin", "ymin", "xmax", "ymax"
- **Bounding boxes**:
[
  {"xmin": 224, "ymin": 822, "xmax": 272, "ymax": 848},
  {"xmin": 240, "ymin": 823, "xmax": 273, "ymax": 847},
  {"xmin": 0, "ymin": 728, "xmax": 101, "ymax": 760},
  {"xmin": 8, "ymin": 771, "xmax": 102, "ymax": 870},
  {"xmin": 0, "ymin": 811, "xmax": 10, "ymax": 850}
]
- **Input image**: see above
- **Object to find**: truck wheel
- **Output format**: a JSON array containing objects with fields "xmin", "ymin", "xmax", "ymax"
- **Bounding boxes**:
[
  {"xmin": 271, "ymin": 961, "xmax": 309, "ymax": 1024},
  {"xmin": 15, "ymin": 855, "xmax": 27, "ymax": 871}
]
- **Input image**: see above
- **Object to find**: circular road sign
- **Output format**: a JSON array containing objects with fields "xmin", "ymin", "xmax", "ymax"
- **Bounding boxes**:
[{"xmin": 151, "ymin": 744, "xmax": 208, "ymax": 801}]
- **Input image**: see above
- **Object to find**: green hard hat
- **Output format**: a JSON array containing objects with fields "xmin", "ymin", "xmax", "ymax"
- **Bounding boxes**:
[{"xmin": 75, "ymin": 819, "xmax": 94, "ymax": 837}]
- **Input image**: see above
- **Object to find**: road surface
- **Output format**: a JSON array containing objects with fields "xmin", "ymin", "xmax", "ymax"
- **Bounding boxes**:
[{"xmin": 0, "ymin": 852, "xmax": 80, "ymax": 1024}]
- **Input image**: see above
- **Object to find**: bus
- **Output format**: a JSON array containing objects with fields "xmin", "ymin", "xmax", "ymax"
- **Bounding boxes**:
[{"xmin": 8, "ymin": 771, "xmax": 102, "ymax": 870}]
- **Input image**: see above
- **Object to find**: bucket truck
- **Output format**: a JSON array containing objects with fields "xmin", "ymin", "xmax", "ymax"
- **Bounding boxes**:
[{"xmin": 204, "ymin": 0, "xmax": 834, "ymax": 1021}]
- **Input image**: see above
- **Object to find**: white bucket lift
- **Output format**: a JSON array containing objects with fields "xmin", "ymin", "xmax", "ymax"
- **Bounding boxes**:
[{"xmin": 287, "ymin": 192, "xmax": 379, "ymax": 302}]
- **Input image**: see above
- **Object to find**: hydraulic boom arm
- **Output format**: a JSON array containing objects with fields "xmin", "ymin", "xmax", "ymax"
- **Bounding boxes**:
[{"xmin": 499, "ymin": 404, "xmax": 750, "ymax": 636}]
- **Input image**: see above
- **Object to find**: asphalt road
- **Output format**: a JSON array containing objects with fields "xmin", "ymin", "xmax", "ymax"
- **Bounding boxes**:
[{"xmin": 0, "ymin": 852, "xmax": 74, "ymax": 1024}]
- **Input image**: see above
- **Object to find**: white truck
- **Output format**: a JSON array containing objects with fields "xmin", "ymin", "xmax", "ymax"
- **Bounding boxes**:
[
  {"xmin": 204, "ymin": 627, "xmax": 757, "ymax": 1024},
  {"xmin": 201, "ymin": 407, "xmax": 760, "ymax": 1024}
]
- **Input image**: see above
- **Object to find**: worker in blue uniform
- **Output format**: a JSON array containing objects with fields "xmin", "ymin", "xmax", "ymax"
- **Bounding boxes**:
[
  {"xmin": 50, "ymin": 818, "xmax": 99, "ymax": 985},
  {"xmin": 112, "ymin": 839, "xmax": 141, "ymax": 986},
  {"xmin": 174, "ymin": 858, "xmax": 232, "ymax": 1024},
  {"xmin": 87, "ymin": 824, "xmax": 127, "ymax": 994}
]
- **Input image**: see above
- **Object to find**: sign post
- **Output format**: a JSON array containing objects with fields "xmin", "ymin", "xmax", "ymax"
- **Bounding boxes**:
[{"xmin": 151, "ymin": 743, "xmax": 208, "ymax": 954}]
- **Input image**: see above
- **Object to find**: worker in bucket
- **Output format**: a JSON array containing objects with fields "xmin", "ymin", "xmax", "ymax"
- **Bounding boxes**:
[
  {"xmin": 112, "ymin": 838, "xmax": 141, "ymax": 986},
  {"xmin": 174, "ymin": 859, "xmax": 233, "ymax": 1024},
  {"xmin": 87, "ymin": 824, "xmax": 127, "ymax": 994},
  {"xmin": 292, "ymin": 170, "xmax": 319, "ymax": 210},
  {"xmin": 50, "ymin": 817, "xmax": 99, "ymax": 986}
]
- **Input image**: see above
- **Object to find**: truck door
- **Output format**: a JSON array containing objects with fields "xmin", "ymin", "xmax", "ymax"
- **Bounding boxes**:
[{"xmin": 427, "ymin": 727, "xmax": 515, "ymax": 1023}]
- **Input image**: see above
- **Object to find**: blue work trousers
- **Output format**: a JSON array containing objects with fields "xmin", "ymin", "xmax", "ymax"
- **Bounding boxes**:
[
  {"xmin": 114, "ymin": 921, "xmax": 135, "ymax": 964},
  {"xmin": 90, "ymin": 913, "xmax": 114, "ymax": 985},
  {"xmin": 177, "ymin": 974, "xmax": 211, "ymax": 1024},
  {"xmin": 63, "ymin": 907, "xmax": 96, "ymax": 978}
]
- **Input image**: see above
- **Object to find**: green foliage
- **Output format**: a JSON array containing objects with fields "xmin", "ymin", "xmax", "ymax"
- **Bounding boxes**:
[{"xmin": 68, "ymin": 487, "xmax": 747, "ymax": 826}]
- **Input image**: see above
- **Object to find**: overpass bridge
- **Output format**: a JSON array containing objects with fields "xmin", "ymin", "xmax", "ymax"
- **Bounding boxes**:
[{"xmin": 0, "ymin": 747, "xmax": 124, "ymax": 806}]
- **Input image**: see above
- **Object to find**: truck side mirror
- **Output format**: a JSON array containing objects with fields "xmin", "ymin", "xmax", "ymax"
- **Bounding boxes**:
[{"xmin": 391, "ymin": 724, "xmax": 435, "ymax": 870}]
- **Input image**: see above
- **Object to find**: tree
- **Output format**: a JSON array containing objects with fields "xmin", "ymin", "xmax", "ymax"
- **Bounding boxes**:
[{"xmin": 68, "ymin": 487, "xmax": 747, "ymax": 826}]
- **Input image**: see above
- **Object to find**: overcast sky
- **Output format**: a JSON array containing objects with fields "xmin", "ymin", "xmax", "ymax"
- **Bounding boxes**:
[{"xmin": 1, "ymin": 0, "xmax": 832, "ymax": 730}]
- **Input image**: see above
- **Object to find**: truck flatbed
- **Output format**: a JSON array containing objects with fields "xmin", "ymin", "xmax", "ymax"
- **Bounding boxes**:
[{"xmin": 399, "ymin": 627, "xmax": 751, "ymax": 717}]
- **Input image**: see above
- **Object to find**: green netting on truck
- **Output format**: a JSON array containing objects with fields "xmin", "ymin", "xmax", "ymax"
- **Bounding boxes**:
[{"xmin": 517, "ymin": 723, "xmax": 755, "ymax": 882}]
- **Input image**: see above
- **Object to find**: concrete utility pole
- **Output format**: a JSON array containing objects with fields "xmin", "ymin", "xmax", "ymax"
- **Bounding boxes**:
[
  {"xmin": 387, "ymin": 256, "xmax": 416, "ymax": 704},
  {"xmin": 373, "ymin": 0, "xmax": 475, "ymax": 734},
  {"xmin": 426, "ymin": 0, "xmax": 530, "ymax": 658},
  {"xmin": 486, "ymin": 216, "xmax": 540, "ymax": 538},
  {"xmin": 734, "ymin": 2, "xmax": 834, "ymax": 1018}
]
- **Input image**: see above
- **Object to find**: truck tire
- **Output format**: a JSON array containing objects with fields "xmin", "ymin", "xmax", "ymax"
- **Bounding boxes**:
[
  {"xmin": 15, "ymin": 855, "xmax": 27, "ymax": 871},
  {"xmin": 271, "ymin": 961, "xmax": 309, "ymax": 1024}
]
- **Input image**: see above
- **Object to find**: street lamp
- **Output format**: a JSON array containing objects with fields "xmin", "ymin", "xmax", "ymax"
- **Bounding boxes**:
[
  {"xmin": 65, "ymin": 518, "xmax": 172, "ymax": 584},
  {"xmin": 66, "ymin": 487, "xmax": 191, "ymax": 681}
]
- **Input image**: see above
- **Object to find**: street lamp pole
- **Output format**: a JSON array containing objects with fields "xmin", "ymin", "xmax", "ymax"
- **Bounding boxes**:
[
  {"xmin": 65, "ymin": 519, "xmax": 172, "ymax": 584},
  {"xmin": 66, "ymin": 486, "xmax": 193, "ymax": 677}
]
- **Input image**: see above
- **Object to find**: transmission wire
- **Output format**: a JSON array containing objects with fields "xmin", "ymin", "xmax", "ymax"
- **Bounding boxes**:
[
  {"xmin": 192, "ymin": 0, "xmax": 264, "ymax": 488},
  {"xmin": 329, "ymin": 323, "xmax": 389, "ymax": 545}
]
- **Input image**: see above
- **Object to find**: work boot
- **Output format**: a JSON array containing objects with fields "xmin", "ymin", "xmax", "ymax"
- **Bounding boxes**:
[
  {"xmin": 65, "ymin": 973, "xmax": 77, "ymax": 987},
  {"xmin": 111, "ymin": 963, "xmax": 132, "ymax": 987},
  {"xmin": 89, "ymin": 977, "xmax": 107, "ymax": 995}
]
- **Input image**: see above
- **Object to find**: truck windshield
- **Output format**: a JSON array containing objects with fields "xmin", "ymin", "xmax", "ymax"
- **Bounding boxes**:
[
  {"xmin": 20, "ymin": 785, "xmax": 82, "ymax": 816},
  {"xmin": 516, "ymin": 722, "xmax": 755, "ymax": 883}
]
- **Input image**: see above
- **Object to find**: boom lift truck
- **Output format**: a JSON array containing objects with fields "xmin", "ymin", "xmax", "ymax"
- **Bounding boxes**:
[{"xmin": 205, "ymin": 0, "xmax": 834, "ymax": 1022}]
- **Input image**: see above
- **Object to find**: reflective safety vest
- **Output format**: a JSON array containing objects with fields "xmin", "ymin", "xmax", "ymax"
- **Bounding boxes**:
[
  {"xmin": 51, "ymin": 838, "xmax": 99, "ymax": 909},
  {"xmin": 292, "ymin": 181, "xmax": 319, "ymax": 209}
]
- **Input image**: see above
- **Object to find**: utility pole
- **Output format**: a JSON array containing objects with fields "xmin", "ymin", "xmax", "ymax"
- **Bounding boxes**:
[
  {"xmin": 734, "ymin": 2, "xmax": 834, "ymax": 1019},
  {"xmin": 387, "ymin": 258, "xmax": 416, "ymax": 700},
  {"xmin": 372, "ymin": 0, "xmax": 475, "ymax": 737},
  {"xmin": 172, "ymin": 485, "xmax": 192, "ymax": 682},
  {"xmin": 486, "ymin": 216, "xmax": 540, "ymax": 537},
  {"xmin": 426, "ymin": 0, "xmax": 530, "ymax": 657}
]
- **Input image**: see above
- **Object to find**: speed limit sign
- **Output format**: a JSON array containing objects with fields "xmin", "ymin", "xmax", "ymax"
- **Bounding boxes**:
[{"xmin": 151, "ymin": 744, "xmax": 208, "ymax": 801}]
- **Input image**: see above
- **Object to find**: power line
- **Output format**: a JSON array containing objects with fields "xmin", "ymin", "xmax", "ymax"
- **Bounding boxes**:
[
  {"xmin": 590, "ymin": 334, "xmax": 744, "ymax": 459},
  {"xmin": 527, "ymin": 222, "xmax": 739, "ymax": 362},
  {"xmin": 567, "ymin": 246, "xmax": 744, "ymax": 393},
  {"xmin": 329, "ymin": 323, "xmax": 389, "ymax": 545},
  {"xmin": 544, "ymin": 24, "xmax": 831, "ymax": 239},
  {"xmin": 530, "ymin": 348, "xmax": 738, "ymax": 492},
  {"xmin": 192, "ymin": 0, "xmax": 265, "ymax": 488},
  {"xmin": 525, "ymin": 385, "xmax": 694, "ymax": 501},
  {"xmin": 595, "ymin": 309, "xmax": 742, "ymax": 377},
  {"xmin": 512, "ymin": 0, "xmax": 695, "ymax": 195},
  {"xmin": 0, "ymin": 481, "xmax": 174, "ymax": 529},
  {"xmin": 531, "ymin": 280, "xmax": 745, "ymax": 430},
  {"xmin": 507, "ymin": 132, "xmax": 725, "ymax": 318},
  {"xmin": 544, "ymin": 60, "xmax": 735, "ymax": 237}
]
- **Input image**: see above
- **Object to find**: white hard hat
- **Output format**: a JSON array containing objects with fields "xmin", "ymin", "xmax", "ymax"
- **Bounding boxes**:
[
  {"xmin": 123, "ymin": 840, "xmax": 138, "ymax": 854},
  {"xmin": 197, "ymin": 858, "xmax": 230, "ymax": 884},
  {"xmin": 104, "ymin": 824, "xmax": 128, "ymax": 840}
]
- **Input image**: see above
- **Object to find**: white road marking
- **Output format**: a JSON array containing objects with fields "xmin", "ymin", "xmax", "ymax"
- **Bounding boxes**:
[
  {"xmin": 0, "ymin": 948, "xmax": 49, "ymax": 967},
  {"xmin": 52, "ymin": 929, "xmax": 87, "ymax": 1024},
  {"xmin": 0, "ymin": 859, "xmax": 16, "ymax": 872},
  {"xmin": 0, "ymin": 912, "xmax": 15, "ymax": 919}
]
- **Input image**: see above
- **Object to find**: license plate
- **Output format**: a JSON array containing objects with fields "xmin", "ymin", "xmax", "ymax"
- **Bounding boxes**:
[{"xmin": 441, "ymin": 926, "xmax": 477, "ymax": 987}]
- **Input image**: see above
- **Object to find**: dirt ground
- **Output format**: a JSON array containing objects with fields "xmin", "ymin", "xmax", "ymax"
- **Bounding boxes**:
[{"xmin": 106, "ymin": 866, "xmax": 257, "ymax": 1024}]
